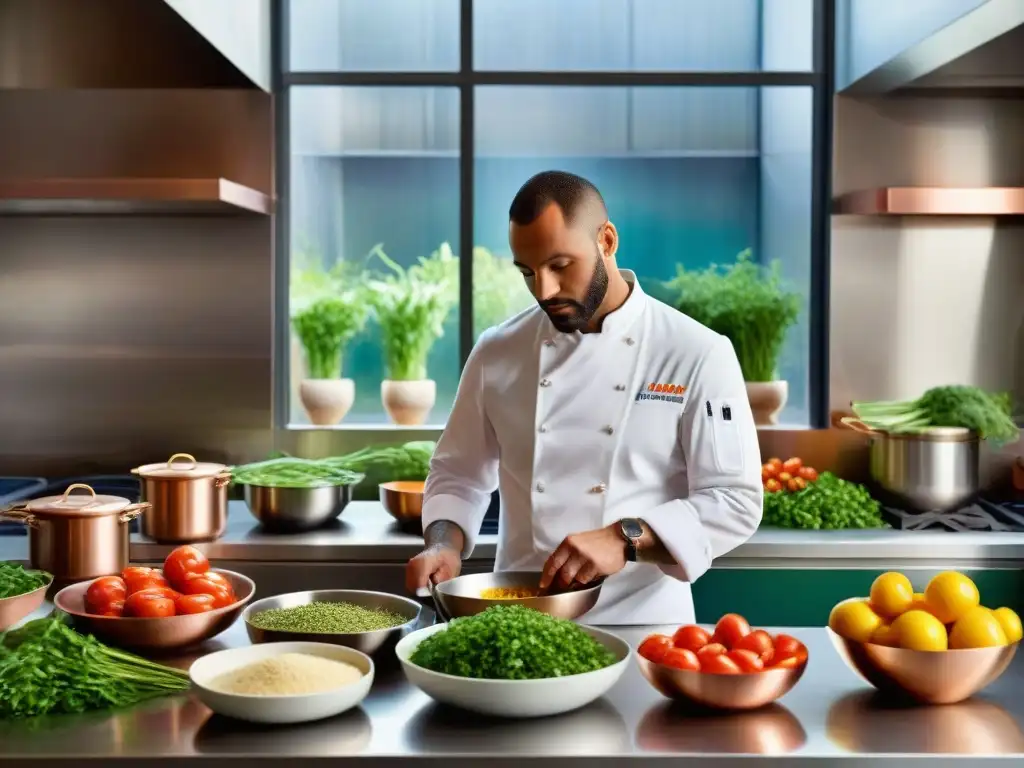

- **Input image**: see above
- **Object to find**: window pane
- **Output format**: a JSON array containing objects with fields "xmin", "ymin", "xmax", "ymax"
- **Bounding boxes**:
[
  {"xmin": 473, "ymin": 86, "xmax": 813, "ymax": 426},
  {"xmin": 288, "ymin": 87, "xmax": 460, "ymax": 426},
  {"xmin": 289, "ymin": 0, "xmax": 460, "ymax": 72},
  {"xmin": 473, "ymin": 0, "xmax": 814, "ymax": 72}
]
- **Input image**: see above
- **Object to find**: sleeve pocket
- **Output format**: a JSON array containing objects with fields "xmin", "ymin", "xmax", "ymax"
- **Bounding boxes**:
[{"xmin": 709, "ymin": 398, "xmax": 746, "ymax": 474}]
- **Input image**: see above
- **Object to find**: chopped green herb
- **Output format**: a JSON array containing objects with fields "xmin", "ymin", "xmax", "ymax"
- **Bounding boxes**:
[
  {"xmin": 0, "ymin": 562, "xmax": 50, "ymax": 599},
  {"xmin": 763, "ymin": 472, "xmax": 886, "ymax": 530},
  {"xmin": 409, "ymin": 605, "xmax": 618, "ymax": 680},
  {"xmin": 248, "ymin": 602, "xmax": 408, "ymax": 634}
]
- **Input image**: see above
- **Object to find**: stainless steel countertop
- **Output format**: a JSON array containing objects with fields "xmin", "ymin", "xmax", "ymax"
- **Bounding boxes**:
[
  {"xmin": 3, "ymin": 501, "xmax": 1024, "ymax": 568},
  {"xmin": 2, "ymin": 615, "xmax": 1023, "ymax": 767}
]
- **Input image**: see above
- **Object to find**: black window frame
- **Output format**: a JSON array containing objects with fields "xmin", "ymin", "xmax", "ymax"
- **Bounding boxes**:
[{"xmin": 271, "ymin": 0, "xmax": 835, "ymax": 428}]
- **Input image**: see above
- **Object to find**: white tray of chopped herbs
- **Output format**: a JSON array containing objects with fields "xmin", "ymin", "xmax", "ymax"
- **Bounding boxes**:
[{"xmin": 395, "ymin": 605, "xmax": 630, "ymax": 718}]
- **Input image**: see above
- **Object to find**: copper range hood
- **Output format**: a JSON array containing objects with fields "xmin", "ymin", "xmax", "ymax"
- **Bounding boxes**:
[{"xmin": 833, "ymin": 187, "xmax": 1024, "ymax": 216}]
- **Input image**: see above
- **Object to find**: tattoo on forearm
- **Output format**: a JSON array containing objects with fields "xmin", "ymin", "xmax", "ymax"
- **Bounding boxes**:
[{"xmin": 424, "ymin": 520, "xmax": 465, "ymax": 555}]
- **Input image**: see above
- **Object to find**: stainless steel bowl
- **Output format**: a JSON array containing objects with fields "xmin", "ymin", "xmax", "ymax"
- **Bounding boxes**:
[
  {"xmin": 430, "ymin": 571, "xmax": 604, "ymax": 621},
  {"xmin": 243, "ymin": 589, "xmax": 424, "ymax": 658},
  {"xmin": 243, "ymin": 484, "xmax": 353, "ymax": 532}
]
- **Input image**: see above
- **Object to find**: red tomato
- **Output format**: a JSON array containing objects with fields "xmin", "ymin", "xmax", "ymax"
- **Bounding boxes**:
[
  {"xmin": 761, "ymin": 464, "xmax": 777, "ymax": 481},
  {"xmin": 122, "ymin": 566, "xmax": 155, "ymax": 581},
  {"xmin": 124, "ymin": 590, "xmax": 176, "ymax": 618},
  {"xmin": 181, "ymin": 577, "xmax": 235, "ymax": 608},
  {"xmin": 766, "ymin": 458, "xmax": 783, "ymax": 472},
  {"xmin": 639, "ymin": 634, "xmax": 674, "ymax": 663},
  {"xmin": 176, "ymin": 593, "xmax": 218, "ymax": 615},
  {"xmin": 773, "ymin": 634, "xmax": 808, "ymax": 663},
  {"xmin": 124, "ymin": 570, "xmax": 169, "ymax": 595},
  {"xmin": 701, "ymin": 654, "xmax": 742, "ymax": 675},
  {"xmin": 727, "ymin": 649, "xmax": 765, "ymax": 673},
  {"xmin": 734, "ymin": 629, "xmax": 775, "ymax": 660},
  {"xmin": 661, "ymin": 647, "xmax": 701, "ymax": 672},
  {"xmin": 696, "ymin": 642, "xmax": 727, "ymax": 662},
  {"xmin": 798, "ymin": 466, "xmax": 819, "ymax": 482},
  {"xmin": 782, "ymin": 457, "xmax": 803, "ymax": 474},
  {"xmin": 711, "ymin": 614, "xmax": 751, "ymax": 650},
  {"xmin": 184, "ymin": 570, "xmax": 232, "ymax": 593},
  {"xmin": 163, "ymin": 545, "xmax": 210, "ymax": 588},
  {"xmin": 764, "ymin": 478, "xmax": 782, "ymax": 493},
  {"xmin": 787, "ymin": 477, "xmax": 808, "ymax": 492},
  {"xmin": 134, "ymin": 586, "xmax": 180, "ymax": 601},
  {"xmin": 672, "ymin": 625, "xmax": 711, "ymax": 653},
  {"xmin": 85, "ymin": 576, "xmax": 127, "ymax": 612},
  {"xmin": 771, "ymin": 656, "xmax": 802, "ymax": 670},
  {"xmin": 93, "ymin": 600, "xmax": 125, "ymax": 617}
]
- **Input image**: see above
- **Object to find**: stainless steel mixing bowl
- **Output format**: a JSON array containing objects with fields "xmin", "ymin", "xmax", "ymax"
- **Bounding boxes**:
[
  {"xmin": 429, "ymin": 571, "xmax": 604, "ymax": 621},
  {"xmin": 243, "ymin": 484, "xmax": 353, "ymax": 532},
  {"xmin": 243, "ymin": 589, "xmax": 424, "ymax": 658}
]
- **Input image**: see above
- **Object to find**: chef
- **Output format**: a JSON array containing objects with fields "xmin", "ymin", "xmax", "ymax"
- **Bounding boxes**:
[{"xmin": 405, "ymin": 170, "xmax": 763, "ymax": 625}]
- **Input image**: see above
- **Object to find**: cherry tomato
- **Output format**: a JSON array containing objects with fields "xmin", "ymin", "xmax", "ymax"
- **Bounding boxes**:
[
  {"xmin": 787, "ymin": 477, "xmax": 808, "ymax": 492},
  {"xmin": 776, "ymin": 471, "xmax": 793, "ymax": 484},
  {"xmin": 661, "ymin": 647, "xmax": 701, "ymax": 672},
  {"xmin": 782, "ymin": 457, "xmax": 803, "ymax": 474},
  {"xmin": 85, "ymin": 576, "xmax": 127, "ymax": 612},
  {"xmin": 728, "ymin": 648, "xmax": 765, "ymax": 673},
  {"xmin": 734, "ymin": 629, "xmax": 775, "ymax": 660},
  {"xmin": 798, "ymin": 466, "xmax": 819, "ymax": 482},
  {"xmin": 639, "ymin": 634, "xmax": 674, "ymax": 663},
  {"xmin": 771, "ymin": 656, "xmax": 802, "ymax": 669},
  {"xmin": 124, "ymin": 590, "xmax": 176, "ymax": 618},
  {"xmin": 773, "ymin": 634, "xmax": 808, "ymax": 663},
  {"xmin": 766, "ymin": 458, "xmax": 783, "ymax": 472},
  {"xmin": 176, "ymin": 593, "xmax": 218, "ymax": 615},
  {"xmin": 181, "ymin": 577, "xmax": 235, "ymax": 607},
  {"xmin": 764, "ymin": 478, "xmax": 783, "ymax": 493},
  {"xmin": 696, "ymin": 642, "xmax": 727, "ymax": 662},
  {"xmin": 761, "ymin": 464, "xmax": 778, "ymax": 481},
  {"xmin": 712, "ymin": 614, "xmax": 751, "ymax": 650},
  {"xmin": 125, "ymin": 572, "xmax": 169, "ymax": 595},
  {"xmin": 672, "ymin": 624, "xmax": 711, "ymax": 653},
  {"xmin": 163, "ymin": 545, "xmax": 210, "ymax": 588},
  {"xmin": 93, "ymin": 600, "xmax": 125, "ymax": 617},
  {"xmin": 701, "ymin": 654, "xmax": 742, "ymax": 675}
]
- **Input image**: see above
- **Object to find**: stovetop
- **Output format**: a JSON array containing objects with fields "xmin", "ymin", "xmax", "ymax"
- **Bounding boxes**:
[
  {"xmin": 884, "ymin": 498, "xmax": 1024, "ymax": 532},
  {"xmin": 0, "ymin": 476, "xmax": 141, "ymax": 536}
]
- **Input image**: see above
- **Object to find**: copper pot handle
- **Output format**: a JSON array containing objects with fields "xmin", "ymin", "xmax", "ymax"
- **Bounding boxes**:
[
  {"xmin": 167, "ymin": 453, "xmax": 198, "ymax": 470},
  {"xmin": 0, "ymin": 507, "xmax": 39, "ymax": 529},
  {"xmin": 119, "ymin": 501, "xmax": 151, "ymax": 523},
  {"xmin": 214, "ymin": 472, "xmax": 233, "ymax": 489},
  {"xmin": 839, "ymin": 416, "xmax": 882, "ymax": 435},
  {"xmin": 60, "ymin": 483, "xmax": 98, "ymax": 505}
]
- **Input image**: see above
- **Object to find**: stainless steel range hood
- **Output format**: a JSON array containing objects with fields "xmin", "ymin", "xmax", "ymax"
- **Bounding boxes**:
[{"xmin": 0, "ymin": 0, "xmax": 266, "ymax": 89}]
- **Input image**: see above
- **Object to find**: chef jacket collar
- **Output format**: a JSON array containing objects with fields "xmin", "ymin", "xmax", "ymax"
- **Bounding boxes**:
[{"xmin": 542, "ymin": 269, "xmax": 646, "ymax": 342}]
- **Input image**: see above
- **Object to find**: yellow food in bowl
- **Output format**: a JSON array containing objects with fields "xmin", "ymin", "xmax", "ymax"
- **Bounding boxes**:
[{"xmin": 479, "ymin": 587, "xmax": 541, "ymax": 600}]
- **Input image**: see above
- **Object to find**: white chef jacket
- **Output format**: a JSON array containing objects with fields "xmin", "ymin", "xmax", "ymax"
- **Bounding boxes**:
[{"xmin": 421, "ymin": 270, "xmax": 763, "ymax": 625}]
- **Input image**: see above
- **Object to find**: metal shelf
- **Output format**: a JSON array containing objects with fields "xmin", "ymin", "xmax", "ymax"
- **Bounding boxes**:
[{"xmin": 833, "ymin": 187, "xmax": 1024, "ymax": 216}]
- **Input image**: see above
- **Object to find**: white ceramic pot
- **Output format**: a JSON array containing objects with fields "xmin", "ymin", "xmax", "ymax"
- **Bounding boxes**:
[
  {"xmin": 745, "ymin": 380, "xmax": 788, "ymax": 426},
  {"xmin": 299, "ymin": 379, "xmax": 355, "ymax": 426},
  {"xmin": 381, "ymin": 379, "xmax": 436, "ymax": 426}
]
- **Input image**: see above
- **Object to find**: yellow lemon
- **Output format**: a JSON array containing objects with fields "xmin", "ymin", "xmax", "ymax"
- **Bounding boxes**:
[
  {"xmin": 829, "ymin": 600, "xmax": 884, "ymax": 642},
  {"xmin": 891, "ymin": 610, "xmax": 948, "ymax": 651},
  {"xmin": 949, "ymin": 606, "xmax": 1008, "ymax": 649},
  {"xmin": 924, "ymin": 572, "xmax": 980, "ymax": 624},
  {"xmin": 991, "ymin": 607, "xmax": 1023, "ymax": 644},
  {"xmin": 908, "ymin": 592, "xmax": 938, "ymax": 616},
  {"xmin": 869, "ymin": 572, "xmax": 915, "ymax": 619},
  {"xmin": 869, "ymin": 623, "xmax": 900, "ymax": 647}
]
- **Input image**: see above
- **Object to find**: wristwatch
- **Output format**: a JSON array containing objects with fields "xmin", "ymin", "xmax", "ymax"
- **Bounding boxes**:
[{"xmin": 619, "ymin": 518, "xmax": 643, "ymax": 562}]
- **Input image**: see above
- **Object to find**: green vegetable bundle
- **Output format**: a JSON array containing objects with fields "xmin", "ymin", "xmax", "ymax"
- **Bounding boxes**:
[
  {"xmin": 851, "ymin": 385, "xmax": 1020, "ymax": 445},
  {"xmin": 763, "ymin": 472, "xmax": 886, "ymax": 530},
  {"xmin": 0, "ymin": 616, "xmax": 189, "ymax": 719},
  {"xmin": 410, "ymin": 605, "xmax": 617, "ymax": 680},
  {"xmin": 230, "ymin": 457, "xmax": 364, "ymax": 489},
  {"xmin": 0, "ymin": 562, "xmax": 51, "ymax": 599}
]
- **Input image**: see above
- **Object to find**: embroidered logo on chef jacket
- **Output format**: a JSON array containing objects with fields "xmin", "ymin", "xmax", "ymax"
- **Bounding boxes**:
[{"xmin": 635, "ymin": 382, "xmax": 687, "ymax": 404}]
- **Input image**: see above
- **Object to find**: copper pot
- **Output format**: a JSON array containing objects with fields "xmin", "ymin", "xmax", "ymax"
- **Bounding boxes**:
[
  {"xmin": 0, "ymin": 483, "xmax": 149, "ymax": 584},
  {"xmin": 132, "ymin": 453, "xmax": 231, "ymax": 544}
]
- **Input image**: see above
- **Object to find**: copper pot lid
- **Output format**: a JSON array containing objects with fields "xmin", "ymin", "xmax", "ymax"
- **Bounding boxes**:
[
  {"xmin": 25, "ymin": 483, "xmax": 133, "ymax": 517},
  {"xmin": 132, "ymin": 452, "xmax": 229, "ymax": 479}
]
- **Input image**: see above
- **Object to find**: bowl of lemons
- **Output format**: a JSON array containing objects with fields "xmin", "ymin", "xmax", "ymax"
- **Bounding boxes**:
[{"xmin": 827, "ymin": 571, "xmax": 1021, "ymax": 704}]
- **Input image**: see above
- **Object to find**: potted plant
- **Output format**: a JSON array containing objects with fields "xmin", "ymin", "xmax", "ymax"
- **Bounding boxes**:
[
  {"xmin": 365, "ymin": 243, "xmax": 458, "ymax": 425},
  {"xmin": 663, "ymin": 250, "xmax": 801, "ymax": 425},
  {"xmin": 291, "ymin": 281, "xmax": 370, "ymax": 426},
  {"xmin": 472, "ymin": 246, "xmax": 534, "ymax": 337}
]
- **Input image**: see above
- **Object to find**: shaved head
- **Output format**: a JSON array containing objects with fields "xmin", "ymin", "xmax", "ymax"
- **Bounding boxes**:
[{"xmin": 508, "ymin": 170, "xmax": 608, "ymax": 234}]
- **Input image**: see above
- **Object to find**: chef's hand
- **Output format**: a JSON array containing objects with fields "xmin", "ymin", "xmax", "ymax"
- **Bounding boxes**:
[
  {"xmin": 405, "ymin": 544, "xmax": 462, "ymax": 594},
  {"xmin": 540, "ymin": 523, "xmax": 628, "ymax": 590}
]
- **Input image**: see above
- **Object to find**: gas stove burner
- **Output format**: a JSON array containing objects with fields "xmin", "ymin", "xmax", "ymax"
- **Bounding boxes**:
[{"xmin": 885, "ymin": 499, "xmax": 1024, "ymax": 532}]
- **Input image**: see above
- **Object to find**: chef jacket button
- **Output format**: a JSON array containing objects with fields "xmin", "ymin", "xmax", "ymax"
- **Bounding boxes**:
[
  {"xmin": 614, "ymin": 384, "xmax": 626, "ymax": 391},
  {"xmin": 536, "ymin": 482, "xmax": 546, "ymax": 492},
  {"xmin": 539, "ymin": 378, "xmax": 552, "ymax": 387},
  {"xmin": 603, "ymin": 425, "xmax": 614, "ymax": 435},
  {"xmin": 544, "ymin": 340, "xmax": 555, "ymax": 347},
  {"xmin": 538, "ymin": 424, "xmax": 548, "ymax": 433},
  {"xmin": 591, "ymin": 483, "xmax": 607, "ymax": 494},
  {"xmin": 624, "ymin": 337, "xmax": 635, "ymax": 346}
]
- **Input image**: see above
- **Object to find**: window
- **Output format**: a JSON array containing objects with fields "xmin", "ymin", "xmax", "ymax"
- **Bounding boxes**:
[{"xmin": 277, "ymin": 0, "xmax": 833, "ymax": 428}]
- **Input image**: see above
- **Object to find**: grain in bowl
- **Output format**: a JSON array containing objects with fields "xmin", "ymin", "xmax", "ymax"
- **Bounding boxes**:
[{"xmin": 209, "ymin": 652, "xmax": 363, "ymax": 696}]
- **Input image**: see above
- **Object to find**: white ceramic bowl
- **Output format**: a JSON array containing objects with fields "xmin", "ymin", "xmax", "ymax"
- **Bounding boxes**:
[
  {"xmin": 189, "ymin": 641, "xmax": 374, "ymax": 724},
  {"xmin": 396, "ymin": 622, "xmax": 631, "ymax": 718}
]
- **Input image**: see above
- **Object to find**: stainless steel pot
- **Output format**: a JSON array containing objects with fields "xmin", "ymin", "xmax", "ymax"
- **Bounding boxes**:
[
  {"xmin": 132, "ymin": 453, "xmax": 231, "ymax": 543},
  {"xmin": 841, "ymin": 418, "xmax": 980, "ymax": 512},
  {"xmin": 0, "ymin": 483, "xmax": 149, "ymax": 584},
  {"xmin": 243, "ymin": 484, "xmax": 353, "ymax": 532}
]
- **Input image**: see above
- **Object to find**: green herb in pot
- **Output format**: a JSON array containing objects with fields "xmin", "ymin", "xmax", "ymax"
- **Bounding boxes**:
[
  {"xmin": 291, "ymin": 290, "xmax": 370, "ymax": 380},
  {"xmin": 662, "ymin": 250, "xmax": 801, "ymax": 382},
  {"xmin": 763, "ymin": 472, "xmax": 886, "ymax": 530},
  {"xmin": 409, "ymin": 605, "xmax": 618, "ymax": 680},
  {"xmin": 0, "ymin": 562, "xmax": 50, "ymax": 599},
  {"xmin": 248, "ymin": 602, "xmax": 408, "ymax": 633},
  {"xmin": 365, "ymin": 243, "xmax": 457, "ymax": 381}
]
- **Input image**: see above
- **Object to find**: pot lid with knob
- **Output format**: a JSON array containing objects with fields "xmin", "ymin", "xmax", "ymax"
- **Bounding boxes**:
[{"xmin": 132, "ymin": 452, "xmax": 230, "ymax": 479}]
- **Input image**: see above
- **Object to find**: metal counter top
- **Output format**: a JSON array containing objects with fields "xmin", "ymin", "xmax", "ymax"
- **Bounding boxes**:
[
  {"xmin": 3, "ymin": 501, "xmax": 1024, "ymax": 568},
  {"xmin": 1, "ymin": 620, "xmax": 1022, "ymax": 767}
]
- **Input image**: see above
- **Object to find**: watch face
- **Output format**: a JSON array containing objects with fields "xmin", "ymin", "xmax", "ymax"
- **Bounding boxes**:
[{"xmin": 621, "ymin": 519, "xmax": 643, "ymax": 539}]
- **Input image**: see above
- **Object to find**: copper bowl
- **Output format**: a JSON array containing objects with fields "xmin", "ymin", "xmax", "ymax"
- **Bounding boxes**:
[
  {"xmin": 54, "ymin": 568, "xmax": 254, "ymax": 652},
  {"xmin": 429, "ymin": 571, "xmax": 604, "ymax": 621},
  {"xmin": 827, "ymin": 627, "xmax": 1019, "ymax": 705},
  {"xmin": 0, "ymin": 573, "xmax": 53, "ymax": 631},
  {"xmin": 636, "ymin": 653, "xmax": 808, "ymax": 711},
  {"xmin": 379, "ymin": 481, "xmax": 424, "ymax": 529}
]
